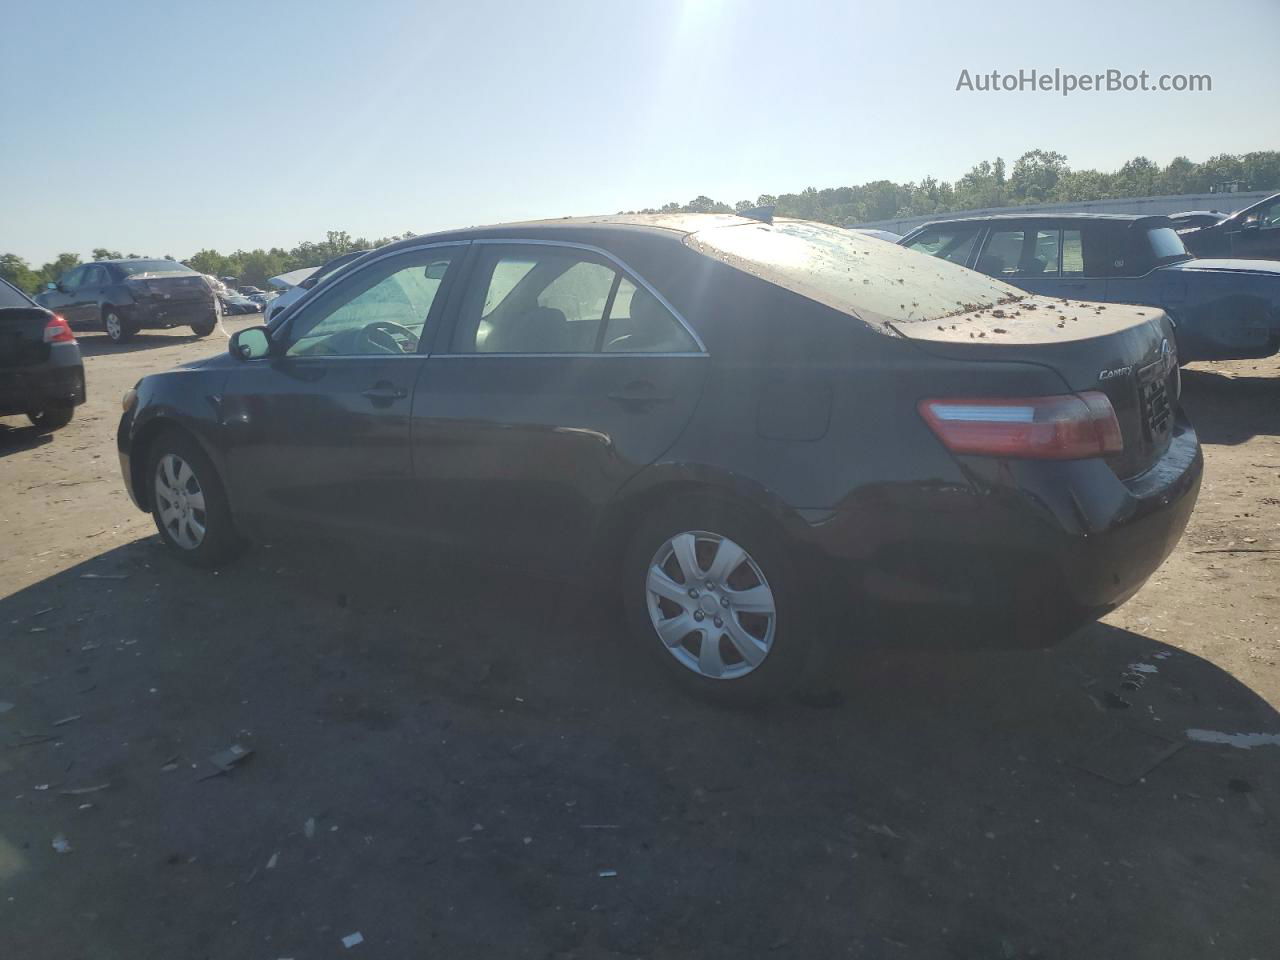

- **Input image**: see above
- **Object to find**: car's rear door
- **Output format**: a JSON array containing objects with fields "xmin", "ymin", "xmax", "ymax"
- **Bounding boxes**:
[
  {"xmin": 410, "ymin": 240, "xmax": 708, "ymax": 576},
  {"xmin": 220, "ymin": 242, "xmax": 465, "ymax": 539}
]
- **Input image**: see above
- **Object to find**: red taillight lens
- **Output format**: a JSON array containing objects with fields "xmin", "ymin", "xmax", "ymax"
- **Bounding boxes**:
[
  {"xmin": 44, "ymin": 314, "xmax": 76, "ymax": 344},
  {"xmin": 918, "ymin": 391, "xmax": 1123, "ymax": 460}
]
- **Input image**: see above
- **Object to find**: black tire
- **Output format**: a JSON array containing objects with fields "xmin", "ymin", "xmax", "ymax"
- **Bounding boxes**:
[
  {"xmin": 103, "ymin": 307, "xmax": 135, "ymax": 344},
  {"xmin": 621, "ymin": 495, "xmax": 817, "ymax": 704},
  {"xmin": 27, "ymin": 402, "xmax": 75, "ymax": 432},
  {"xmin": 190, "ymin": 319, "xmax": 216, "ymax": 337},
  {"xmin": 146, "ymin": 429, "xmax": 246, "ymax": 568}
]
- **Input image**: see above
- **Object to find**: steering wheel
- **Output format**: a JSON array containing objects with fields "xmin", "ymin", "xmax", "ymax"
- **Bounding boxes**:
[{"xmin": 358, "ymin": 320, "xmax": 417, "ymax": 354}]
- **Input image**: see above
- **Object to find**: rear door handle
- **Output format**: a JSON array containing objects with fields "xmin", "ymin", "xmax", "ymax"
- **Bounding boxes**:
[{"xmin": 361, "ymin": 383, "xmax": 408, "ymax": 403}]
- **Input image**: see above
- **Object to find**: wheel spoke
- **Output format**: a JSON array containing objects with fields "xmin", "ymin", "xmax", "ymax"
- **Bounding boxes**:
[
  {"xmin": 697, "ymin": 632, "xmax": 725, "ymax": 678},
  {"xmin": 187, "ymin": 512, "xmax": 206, "ymax": 538},
  {"xmin": 669, "ymin": 533, "xmax": 701, "ymax": 583},
  {"xmin": 177, "ymin": 461, "xmax": 193, "ymax": 492},
  {"xmin": 158, "ymin": 501, "xmax": 181, "ymax": 524},
  {"xmin": 163, "ymin": 456, "xmax": 180, "ymax": 489},
  {"xmin": 728, "ymin": 583, "xmax": 774, "ymax": 614},
  {"xmin": 723, "ymin": 617, "xmax": 768, "ymax": 666},
  {"xmin": 186, "ymin": 488, "xmax": 205, "ymax": 512},
  {"xmin": 648, "ymin": 566, "xmax": 690, "ymax": 607},
  {"xmin": 655, "ymin": 613, "xmax": 698, "ymax": 648},
  {"xmin": 705, "ymin": 538, "xmax": 745, "ymax": 585}
]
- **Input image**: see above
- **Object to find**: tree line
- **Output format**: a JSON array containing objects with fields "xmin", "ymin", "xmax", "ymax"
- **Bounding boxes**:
[{"xmin": 3, "ymin": 149, "xmax": 1277, "ymax": 296}]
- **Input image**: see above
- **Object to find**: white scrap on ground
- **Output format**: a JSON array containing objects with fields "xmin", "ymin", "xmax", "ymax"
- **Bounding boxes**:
[{"xmin": 1186, "ymin": 729, "xmax": 1280, "ymax": 749}]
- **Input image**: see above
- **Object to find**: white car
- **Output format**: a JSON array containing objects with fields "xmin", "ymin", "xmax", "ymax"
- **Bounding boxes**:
[{"xmin": 264, "ymin": 250, "xmax": 369, "ymax": 324}]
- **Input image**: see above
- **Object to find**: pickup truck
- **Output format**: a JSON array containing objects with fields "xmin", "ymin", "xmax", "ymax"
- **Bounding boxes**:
[
  {"xmin": 1172, "ymin": 192, "xmax": 1280, "ymax": 261},
  {"xmin": 898, "ymin": 213, "xmax": 1280, "ymax": 362}
]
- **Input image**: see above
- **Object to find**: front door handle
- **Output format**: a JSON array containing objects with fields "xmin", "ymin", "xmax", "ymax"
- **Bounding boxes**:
[
  {"xmin": 361, "ymin": 382, "xmax": 408, "ymax": 404},
  {"xmin": 608, "ymin": 380, "xmax": 673, "ymax": 408}
]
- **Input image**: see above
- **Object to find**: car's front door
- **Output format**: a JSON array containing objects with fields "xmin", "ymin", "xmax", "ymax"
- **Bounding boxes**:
[
  {"xmin": 220, "ymin": 242, "xmax": 465, "ymax": 539},
  {"xmin": 1228, "ymin": 197, "xmax": 1280, "ymax": 259},
  {"xmin": 42, "ymin": 266, "xmax": 90, "ymax": 326},
  {"xmin": 411, "ymin": 241, "xmax": 709, "ymax": 577}
]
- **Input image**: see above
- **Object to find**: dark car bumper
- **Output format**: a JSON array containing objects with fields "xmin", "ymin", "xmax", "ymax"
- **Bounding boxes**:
[
  {"xmin": 0, "ymin": 344, "xmax": 86, "ymax": 416},
  {"xmin": 130, "ymin": 299, "xmax": 218, "ymax": 329},
  {"xmin": 802, "ymin": 415, "xmax": 1203, "ymax": 647}
]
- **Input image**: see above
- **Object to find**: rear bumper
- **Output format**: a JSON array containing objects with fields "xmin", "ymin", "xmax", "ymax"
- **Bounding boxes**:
[
  {"xmin": 802, "ymin": 415, "xmax": 1203, "ymax": 646},
  {"xmin": 0, "ymin": 347, "xmax": 86, "ymax": 416},
  {"xmin": 130, "ymin": 299, "xmax": 218, "ymax": 329}
]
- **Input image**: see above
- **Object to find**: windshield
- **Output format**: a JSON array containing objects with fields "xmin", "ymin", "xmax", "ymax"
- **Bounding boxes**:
[
  {"xmin": 1147, "ymin": 227, "xmax": 1190, "ymax": 261},
  {"xmin": 115, "ymin": 259, "xmax": 198, "ymax": 277},
  {"xmin": 685, "ymin": 219, "xmax": 1022, "ymax": 324}
]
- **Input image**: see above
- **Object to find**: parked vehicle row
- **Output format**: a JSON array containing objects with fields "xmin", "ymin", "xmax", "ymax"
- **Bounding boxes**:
[
  {"xmin": 0, "ymin": 277, "xmax": 85, "ymax": 431},
  {"xmin": 118, "ymin": 213, "xmax": 1202, "ymax": 702},
  {"xmin": 898, "ymin": 213, "xmax": 1280, "ymax": 362},
  {"xmin": 35, "ymin": 259, "xmax": 219, "ymax": 344}
]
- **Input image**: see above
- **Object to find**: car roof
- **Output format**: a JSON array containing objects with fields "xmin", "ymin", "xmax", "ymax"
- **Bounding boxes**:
[
  {"xmin": 904, "ymin": 212, "xmax": 1176, "ymax": 235},
  {"xmin": 375, "ymin": 213, "xmax": 764, "ymax": 253}
]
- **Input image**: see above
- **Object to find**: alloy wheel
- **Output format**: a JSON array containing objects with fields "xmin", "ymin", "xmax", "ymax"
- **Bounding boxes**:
[
  {"xmin": 105, "ymin": 312, "xmax": 123, "ymax": 341},
  {"xmin": 154, "ymin": 453, "xmax": 207, "ymax": 550},
  {"xmin": 645, "ymin": 530, "xmax": 776, "ymax": 680}
]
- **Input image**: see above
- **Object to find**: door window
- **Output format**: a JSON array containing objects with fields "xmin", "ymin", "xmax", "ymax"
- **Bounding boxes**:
[
  {"xmin": 977, "ymin": 227, "xmax": 1060, "ymax": 277},
  {"xmin": 601, "ymin": 277, "xmax": 698, "ymax": 353},
  {"xmin": 81, "ymin": 265, "xmax": 108, "ymax": 288},
  {"xmin": 976, "ymin": 229, "xmax": 1026, "ymax": 276},
  {"xmin": 451, "ymin": 246, "xmax": 697, "ymax": 355},
  {"xmin": 902, "ymin": 225, "xmax": 980, "ymax": 265},
  {"xmin": 285, "ymin": 250, "xmax": 455, "ymax": 357},
  {"xmin": 62, "ymin": 266, "xmax": 88, "ymax": 289}
]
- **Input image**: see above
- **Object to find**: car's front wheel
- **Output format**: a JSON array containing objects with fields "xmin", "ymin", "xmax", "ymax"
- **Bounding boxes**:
[
  {"xmin": 190, "ymin": 318, "xmax": 216, "ymax": 337},
  {"xmin": 622, "ymin": 496, "xmax": 815, "ymax": 703},
  {"xmin": 147, "ymin": 431, "xmax": 245, "ymax": 568},
  {"xmin": 103, "ymin": 309, "xmax": 134, "ymax": 344},
  {"xmin": 27, "ymin": 402, "xmax": 75, "ymax": 432}
]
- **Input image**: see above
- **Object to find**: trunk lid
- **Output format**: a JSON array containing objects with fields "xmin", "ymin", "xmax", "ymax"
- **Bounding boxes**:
[
  {"xmin": 0, "ymin": 307, "xmax": 53, "ymax": 367},
  {"xmin": 890, "ymin": 296, "xmax": 1179, "ymax": 480},
  {"xmin": 129, "ymin": 274, "xmax": 212, "ymax": 303}
]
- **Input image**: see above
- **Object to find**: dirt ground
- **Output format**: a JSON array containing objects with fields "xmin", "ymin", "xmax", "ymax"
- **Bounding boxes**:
[{"xmin": 2, "ymin": 318, "xmax": 1278, "ymax": 959}]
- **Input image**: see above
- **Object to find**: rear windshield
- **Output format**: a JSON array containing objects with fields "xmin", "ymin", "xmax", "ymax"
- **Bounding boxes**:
[
  {"xmin": 0, "ymin": 278, "xmax": 35, "ymax": 308},
  {"xmin": 685, "ymin": 220, "xmax": 1022, "ymax": 324},
  {"xmin": 1147, "ymin": 227, "xmax": 1189, "ymax": 261},
  {"xmin": 114, "ymin": 259, "xmax": 198, "ymax": 277}
]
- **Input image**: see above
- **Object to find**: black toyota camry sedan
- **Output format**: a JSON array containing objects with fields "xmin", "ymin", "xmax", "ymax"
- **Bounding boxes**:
[{"xmin": 117, "ymin": 214, "xmax": 1202, "ymax": 700}]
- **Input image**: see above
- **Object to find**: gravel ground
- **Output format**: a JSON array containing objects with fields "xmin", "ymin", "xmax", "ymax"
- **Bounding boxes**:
[{"xmin": 2, "ymin": 318, "xmax": 1278, "ymax": 959}]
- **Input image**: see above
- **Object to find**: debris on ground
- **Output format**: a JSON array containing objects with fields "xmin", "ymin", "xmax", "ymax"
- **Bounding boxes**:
[
  {"xmin": 59, "ymin": 783, "xmax": 109, "ymax": 796},
  {"xmin": 0, "ymin": 701, "xmax": 13, "ymax": 714},
  {"xmin": 78, "ymin": 573, "xmax": 130, "ymax": 581},
  {"xmin": 341, "ymin": 931, "xmax": 364, "ymax": 948},
  {"xmin": 1074, "ymin": 727, "xmax": 1184, "ymax": 785},
  {"xmin": 597, "ymin": 869, "xmax": 618, "ymax": 878},
  {"xmin": 51, "ymin": 834, "xmax": 72, "ymax": 854},
  {"xmin": 51, "ymin": 714, "xmax": 82, "ymax": 727},
  {"xmin": 304, "ymin": 817, "xmax": 316, "ymax": 839},
  {"xmin": 266, "ymin": 852, "xmax": 279, "ymax": 869},
  {"xmin": 206, "ymin": 743, "xmax": 253, "ymax": 773}
]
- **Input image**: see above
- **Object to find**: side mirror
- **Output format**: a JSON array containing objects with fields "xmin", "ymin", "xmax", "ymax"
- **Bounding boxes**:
[
  {"xmin": 46, "ymin": 281, "xmax": 59, "ymax": 291},
  {"xmin": 229, "ymin": 326, "xmax": 272, "ymax": 361}
]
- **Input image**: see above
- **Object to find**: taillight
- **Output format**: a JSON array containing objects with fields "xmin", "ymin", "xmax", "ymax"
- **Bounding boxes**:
[
  {"xmin": 918, "ymin": 392, "xmax": 1123, "ymax": 460},
  {"xmin": 44, "ymin": 314, "xmax": 76, "ymax": 344}
]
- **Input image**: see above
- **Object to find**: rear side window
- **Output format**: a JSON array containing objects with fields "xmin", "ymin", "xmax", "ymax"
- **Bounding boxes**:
[
  {"xmin": 1147, "ymin": 227, "xmax": 1188, "ymax": 261},
  {"xmin": 451, "ymin": 245, "xmax": 697, "ymax": 355},
  {"xmin": 687, "ymin": 220, "xmax": 1022, "ymax": 326},
  {"xmin": 0, "ymin": 278, "xmax": 33, "ymax": 308}
]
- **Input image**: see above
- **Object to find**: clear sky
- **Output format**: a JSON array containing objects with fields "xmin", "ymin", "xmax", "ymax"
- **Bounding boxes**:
[{"xmin": 3, "ymin": 0, "xmax": 1277, "ymax": 265}]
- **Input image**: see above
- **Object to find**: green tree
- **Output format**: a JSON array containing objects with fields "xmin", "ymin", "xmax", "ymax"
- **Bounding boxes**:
[
  {"xmin": 1009, "ymin": 149, "xmax": 1069, "ymax": 204},
  {"xmin": 92, "ymin": 248, "xmax": 123, "ymax": 261},
  {"xmin": 0, "ymin": 253, "xmax": 42, "ymax": 294}
]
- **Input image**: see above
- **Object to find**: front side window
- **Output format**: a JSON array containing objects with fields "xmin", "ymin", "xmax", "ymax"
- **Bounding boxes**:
[
  {"xmin": 82, "ymin": 265, "xmax": 108, "ymax": 287},
  {"xmin": 62, "ymin": 265, "xmax": 87, "ymax": 289},
  {"xmin": 1258, "ymin": 201, "xmax": 1280, "ymax": 230},
  {"xmin": 286, "ymin": 250, "xmax": 455, "ymax": 357},
  {"xmin": 450, "ymin": 245, "xmax": 697, "ymax": 355},
  {"xmin": 903, "ymin": 225, "xmax": 980, "ymax": 266}
]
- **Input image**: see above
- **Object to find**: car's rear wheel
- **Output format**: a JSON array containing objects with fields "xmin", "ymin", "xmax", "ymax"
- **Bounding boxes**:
[
  {"xmin": 147, "ymin": 431, "xmax": 245, "ymax": 568},
  {"xmin": 190, "ymin": 318, "xmax": 216, "ymax": 337},
  {"xmin": 27, "ymin": 401, "xmax": 75, "ymax": 432},
  {"xmin": 103, "ymin": 308, "xmax": 134, "ymax": 344},
  {"xmin": 622, "ymin": 495, "xmax": 815, "ymax": 703}
]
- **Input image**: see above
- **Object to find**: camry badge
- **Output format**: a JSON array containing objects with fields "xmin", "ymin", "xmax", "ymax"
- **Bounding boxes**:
[{"xmin": 1098, "ymin": 365, "xmax": 1133, "ymax": 381}]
